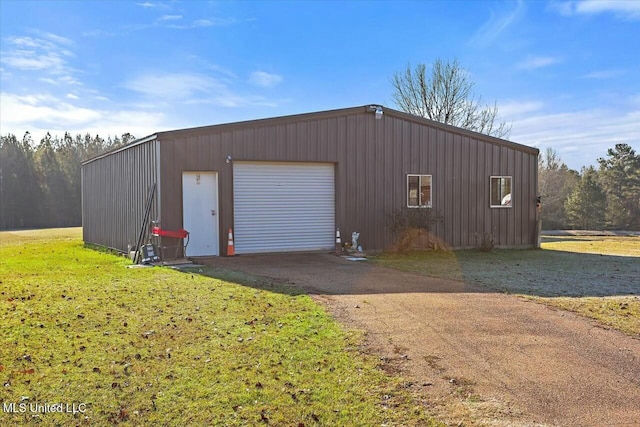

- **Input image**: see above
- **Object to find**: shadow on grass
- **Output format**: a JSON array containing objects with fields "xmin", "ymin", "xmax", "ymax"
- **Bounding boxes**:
[{"xmin": 181, "ymin": 249, "xmax": 639, "ymax": 298}]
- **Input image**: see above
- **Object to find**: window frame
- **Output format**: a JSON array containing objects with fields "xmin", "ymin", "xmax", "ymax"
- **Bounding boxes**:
[
  {"xmin": 490, "ymin": 176, "xmax": 513, "ymax": 208},
  {"xmin": 406, "ymin": 174, "xmax": 432, "ymax": 208}
]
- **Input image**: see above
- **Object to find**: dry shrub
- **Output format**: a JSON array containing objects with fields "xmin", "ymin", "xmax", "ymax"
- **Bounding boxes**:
[
  {"xmin": 421, "ymin": 232, "xmax": 451, "ymax": 251},
  {"xmin": 391, "ymin": 227, "xmax": 425, "ymax": 254},
  {"xmin": 475, "ymin": 232, "xmax": 495, "ymax": 252},
  {"xmin": 390, "ymin": 229, "xmax": 451, "ymax": 254},
  {"xmin": 386, "ymin": 208, "xmax": 444, "ymax": 254}
]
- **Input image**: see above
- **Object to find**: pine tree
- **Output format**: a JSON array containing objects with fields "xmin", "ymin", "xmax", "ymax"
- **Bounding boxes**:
[
  {"xmin": 57, "ymin": 132, "xmax": 84, "ymax": 225},
  {"xmin": 0, "ymin": 133, "xmax": 42, "ymax": 228},
  {"xmin": 565, "ymin": 166, "xmax": 607, "ymax": 230},
  {"xmin": 36, "ymin": 133, "xmax": 71, "ymax": 227},
  {"xmin": 597, "ymin": 143, "xmax": 640, "ymax": 230}
]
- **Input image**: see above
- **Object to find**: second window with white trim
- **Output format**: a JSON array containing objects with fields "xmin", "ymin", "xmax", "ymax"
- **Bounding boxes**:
[
  {"xmin": 490, "ymin": 176, "xmax": 512, "ymax": 207},
  {"xmin": 407, "ymin": 174, "xmax": 432, "ymax": 208}
]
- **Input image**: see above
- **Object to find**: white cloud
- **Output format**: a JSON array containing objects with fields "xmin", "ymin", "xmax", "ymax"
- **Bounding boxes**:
[
  {"xmin": 249, "ymin": 71, "xmax": 283, "ymax": 88},
  {"xmin": 9, "ymin": 37, "xmax": 41, "ymax": 48},
  {"xmin": 581, "ymin": 69, "xmax": 625, "ymax": 79},
  {"xmin": 124, "ymin": 72, "xmax": 225, "ymax": 99},
  {"xmin": 193, "ymin": 19, "xmax": 213, "ymax": 27},
  {"xmin": 1, "ymin": 34, "xmax": 78, "ymax": 85},
  {"xmin": 182, "ymin": 55, "xmax": 238, "ymax": 80},
  {"xmin": 163, "ymin": 16, "xmax": 243, "ymax": 29},
  {"xmin": 66, "ymin": 93, "xmax": 79, "ymax": 100},
  {"xmin": 96, "ymin": 110, "xmax": 167, "ymax": 138},
  {"xmin": 37, "ymin": 75, "xmax": 80, "ymax": 86},
  {"xmin": 2, "ymin": 51, "xmax": 64, "ymax": 71},
  {"xmin": 0, "ymin": 92, "xmax": 165, "ymax": 141},
  {"xmin": 122, "ymin": 71, "xmax": 285, "ymax": 108},
  {"xmin": 58, "ymin": 75, "xmax": 81, "ymax": 85},
  {"xmin": 7, "ymin": 36, "xmax": 73, "ymax": 56},
  {"xmin": 82, "ymin": 29, "xmax": 117, "ymax": 38},
  {"xmin": 165, "ymin": 19, "xmax": 219, "ymax": 29},
  {"xmin": 517, "ymin": 56, "xmax": 561, "ymax": 70},
  {"xmin": 42, "ymin": 32, "xmax": 73, "ymax": 46},
  {"xmin": 502, "ymin": 101, "xmax": 640, "ymax": 168},
  {"xmin": 471, "ymin": 0, "xmax": 526, "ymax": 46},
  {"xmin": 208, "ymin": 64, "xmax": 237, "ymax": 80},
  {"xmin": 499, "ymin": 100, "xmax": 545, "ymax": 116},
  {"xmin": 1, "ymin": 93, "xmax": 100, "ymax": 126},
  {"xmin": 158, "ymin": 14, "xmax": 182, "ymax": 21},
  {"xmin": 1, "ymin": 86, "xmax": 286, "ymax": 142},
  {"xmin": 552, "ymin": 0, "xmax": 640, "ymax": 20},
  {"xmin": 185, "ymin": 94, "xmax": 283, "ymax": 108},
  {"xmin": 39, "ymin": 77, "xmax": 59, "ymax": 85}
]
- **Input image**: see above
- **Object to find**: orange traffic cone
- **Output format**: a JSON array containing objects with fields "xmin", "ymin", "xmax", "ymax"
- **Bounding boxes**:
[{"xmin": 227, "ymin": 228, "xmax": 235, "ymax": 256}]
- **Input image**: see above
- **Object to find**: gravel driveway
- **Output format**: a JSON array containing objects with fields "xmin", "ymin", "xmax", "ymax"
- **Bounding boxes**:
[{"xmin": 199, "ymin": 253, "xmax": 640, "ymax": 427}]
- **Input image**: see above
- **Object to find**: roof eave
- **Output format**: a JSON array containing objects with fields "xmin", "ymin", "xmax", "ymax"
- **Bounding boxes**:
[
  {"xmin": 382, "ymin": 107, "xmax": 539, "ymax": 155},
  {"xmin": 81, "ymin": 134, "xmax": 158, "ymax": 165},
  {"xmin": 81, "ymin": 104, "xmax": 539, "ymax": 163}
]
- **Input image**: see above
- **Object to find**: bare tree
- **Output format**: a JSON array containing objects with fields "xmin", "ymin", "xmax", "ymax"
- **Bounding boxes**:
[{"xmin": 391, "ymin": 59, "xmax": 511, "ymax": 139}]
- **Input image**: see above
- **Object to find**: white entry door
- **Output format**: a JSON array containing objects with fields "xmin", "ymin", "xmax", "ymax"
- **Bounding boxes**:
[{"xmin": 182, "ymin": 172, "xmax": 219, "ymax": 256}]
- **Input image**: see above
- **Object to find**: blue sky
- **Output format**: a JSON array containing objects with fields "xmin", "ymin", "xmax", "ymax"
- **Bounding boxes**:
[{"xmin": 1, "ymin": 0, "xmax": 638, "ymax": 169}]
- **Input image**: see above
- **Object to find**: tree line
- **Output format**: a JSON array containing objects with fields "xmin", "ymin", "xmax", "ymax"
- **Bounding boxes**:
[
  {"xmin": 0, "ymin": 132, "xmax": 134, "ymax": 230},
  {"xmin": 539, "ymin": 144, "xmax": 640, "ymax": 230}
]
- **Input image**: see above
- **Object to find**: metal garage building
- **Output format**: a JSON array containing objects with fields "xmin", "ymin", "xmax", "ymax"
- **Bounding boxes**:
[{"xmin": 81, "ymin": 105, "xmax": 539, "ymax": 257}]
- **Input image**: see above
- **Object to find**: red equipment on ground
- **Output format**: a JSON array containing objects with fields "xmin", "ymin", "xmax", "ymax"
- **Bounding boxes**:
[
  {"xmin": 151, "ymin": 222, "xmax": 189, "ymax": 260},
  {"xmin": 151, "ymin": 226, "xmax": 189, "ymax": 239}
]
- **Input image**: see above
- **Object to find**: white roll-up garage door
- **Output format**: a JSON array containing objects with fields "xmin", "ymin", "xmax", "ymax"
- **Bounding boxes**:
[{"xmin": 233, "ymin": 162, "xmax": 335, "ymax": 254}]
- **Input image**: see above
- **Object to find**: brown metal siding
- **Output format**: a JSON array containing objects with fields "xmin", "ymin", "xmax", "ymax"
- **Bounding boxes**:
[
  {"xmin": 81, "ymin": 140, "xmax": 159, "ymax": 252},
  {"xmin": 157, "ymin": 108, "xmax": 538, "ymax": 253}
]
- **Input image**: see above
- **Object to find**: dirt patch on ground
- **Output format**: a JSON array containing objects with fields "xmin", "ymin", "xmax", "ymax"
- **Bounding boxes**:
[{"xmin": 199, "ymin": 253, "xmax": 640, "ymax": 426}]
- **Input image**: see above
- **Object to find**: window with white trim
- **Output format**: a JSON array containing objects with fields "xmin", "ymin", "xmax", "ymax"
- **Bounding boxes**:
[
  {"xmin": 491, "ymin": 176, "xmax": 512, "ymax": 207},
  {"xmin": 407, "ymin": 175, "xmax": 432, "ymax": 208}
]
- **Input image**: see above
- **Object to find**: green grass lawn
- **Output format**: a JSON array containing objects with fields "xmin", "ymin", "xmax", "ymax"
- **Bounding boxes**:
[
  {"xmin": 373, "ymin": 236, "xmax": 640, "ymax": 336},
  {"xmin": 0, "ymin": 228, "xmax": 439, "ymax": 426},
  {"xmin": 542, "ymin": 235, "xmax": 640, "ymax": 257}
]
